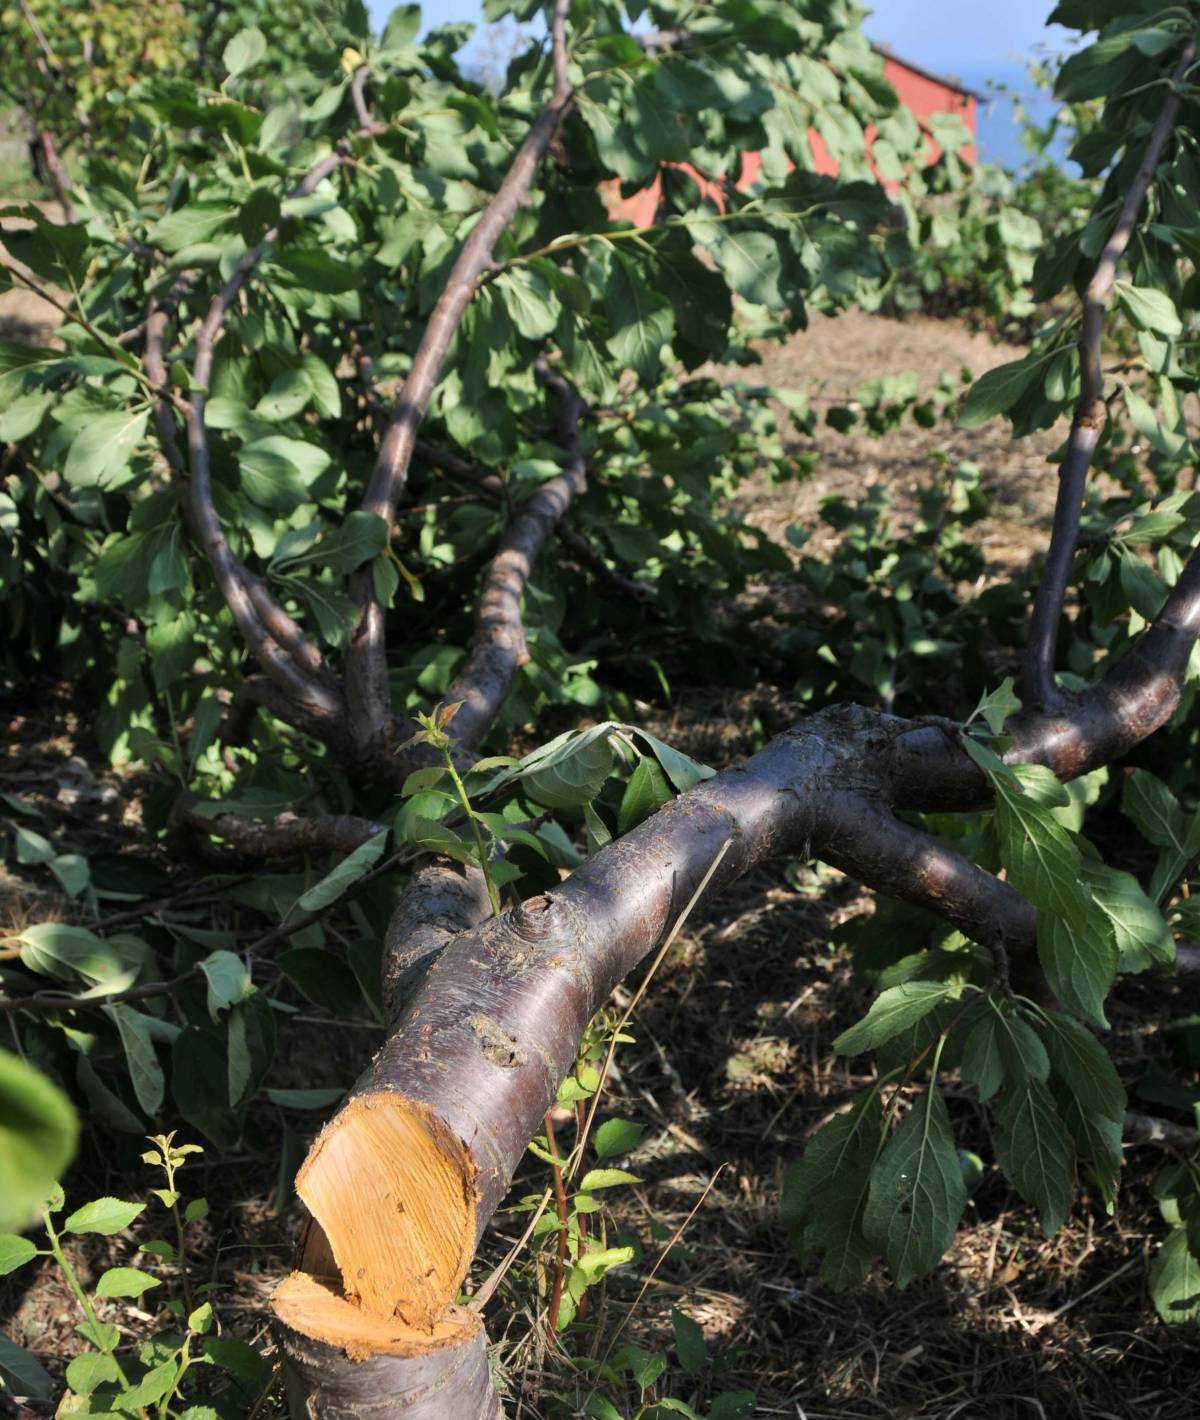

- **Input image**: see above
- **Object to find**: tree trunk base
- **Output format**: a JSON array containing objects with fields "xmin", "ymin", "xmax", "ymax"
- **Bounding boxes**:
[{"xmin": 275, "ymin": 1274, "xmax": 501, "ymax": 1418}]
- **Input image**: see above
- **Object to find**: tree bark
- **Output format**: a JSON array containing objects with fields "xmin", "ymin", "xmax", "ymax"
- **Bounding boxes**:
[{"xmin": 273, "ymin": 539, "xmax": 1200, "ymax": 1413}]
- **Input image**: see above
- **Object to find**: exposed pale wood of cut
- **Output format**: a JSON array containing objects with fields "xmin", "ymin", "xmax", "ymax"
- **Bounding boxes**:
[
  {"xmin": 294, "ymin": 1092, "xmax": 476, "ymax": 1330},
  {"xmin": 273, "ymin": 1272, "xmax": 483, "ymax": 1357}
]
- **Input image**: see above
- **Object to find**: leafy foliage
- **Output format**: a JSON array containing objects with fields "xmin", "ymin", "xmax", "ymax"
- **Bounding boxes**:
[
  {"xmin": 0, "ymin": 1136, "xmax": 268, "ymax": 1413},
  {"xmin": 5, "ymin": 0, "xmax": 1200, "ymax": 1401}
]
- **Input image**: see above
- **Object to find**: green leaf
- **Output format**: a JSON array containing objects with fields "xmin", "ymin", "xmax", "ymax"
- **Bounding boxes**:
[
  {"xmin": 0, "ymin": 1049, "xmax": 78, "ymax": 1232},
  {"xmin": 1122, "ymin": 769, "xmax": 1187, "ymax": 850},
  {"xmin": 605, "ymin": 253, "xmax": 674, "ymax": 381},
  {"xmin": 66, "ymin": 1351, "xmax": 122, "ymax": 1395},
  {"xmin": 95, "ymin": 1266, "xmax": 160, "ymax": 1298},
  {"xmin": 62, "ymin": 409, "xmax": 148, "ymax": 489},
  {"xmin": 993, "ymin": 1008, "xmax": 1050, "ymax": 1084},
  {"xmin": 239, "ymin": 436, "xmax": 330, "ymax": 511},
  {"xmin": 265, "ymin": 1088, "xmax": 345, "ymax": 1109},
  {"xmin": 971, "ymin": 677, "xmax": 1022, "ymax": 736},
  {"xmin": 314, "ymin": 512, "xmax": 390, "ymax": 575},
  {"xmin": 63, "ymin": 1197, "xmax": 145, "ymax": 1237},
  {"xmin": 301, "ymin": 354, "xmax": 341, "ymax": 418},
  {"xmin": 993, "ymin": 1080, "xmax": 1074, "ymax": 1235},
  {"xmin": 148, "ymin": 204, "xmax": 234, "ymax": 253},
  {"xmin": 117, "ymin": 1358, "xmax": 179, "ymax": 1411},
  {"xmin": 522, "ymin": 726, "xmax": 616, "ymax": 810},
  {"xmin": 579, "ymin": 1168, "xmax": 641, "ymax": 1191},
  {"xmin": 291, "ymin": 831, "xmax": 388, "ymax": 916},
  {"xmin": 1115, "ymin": 281, "xmax": 1183, "ymax": 338},
  {"xmin": 188, "ymin": 1302, "xmax": 214, "ymax": 1334},
  {"xmin": 1036, "ymin": 1011, "xmax": 1125, "ymax": 1122},
  {"xmin": 617, "ymin": 756, "xmax": 674, "ymax": 836},
  {"xmin": 381, "ymin": 3, "xmax": 421, "ymax": 49},
  {"xmin": 202, "ymin": 1335, "xmax": 267, "ymax": 1384},
  {"xmin": 1037, "ymin": 908, "xmax": 1118, "ymax": 1030},
  {"xmin": 74, "ymin": 1319, "xmax": 119, "ymax": 1352},
  {"xmin": 782, "ymin": 1091, "xmax": 882, "ymax": 1290},
  {"xmin": 993, "ymin": 766, "xmax": 1090, "ymax": 932},
  {"xmin": 593, "ymin": 1118, "xmax": 644, "ymax": 1158},
  {"xmin": 959, "ymin": 353, "xmax": 1052, "ymax": 428},
  {"xmin": 1054, "ymin": 1090, "xmax": 1121, "ymax": 1212},
  {"xmin": 49, "ymin": 853, "xmax": 90, "ymax": 898},
  {"xmin": 709, "ymin": 228, "xmax": 788, "ymax": 310},
  {"xmin": 1118, "ymin": 547, "xmax": 1166, "ymax": 619},
  {"xmin": 961, "ymin": 1014, "xmax": 1004, "ymax": 1101},
  {"xmin": 574, "ymin": 1244, "xmax": 634, "ymax": 1278},
  {"xmin": 709, "ymin": 1394, "xmax": 756, "ymax": 1420},
  {"xmin": 1151, "ymin": 1228, "xmax": 1200, "ymax": 1323},
  {"xmin": 631, "ymin": 74, "xmax": 691, "ymax": 161},
  {"xmin": 254, "ymin": 366, "xmax": 312, "ymax": 421},
  {"xmin": 17, "ymin": 923, "xmax": 146, "ymax": 990},
  {"xmin": 198, "ymin": 950, "xmax": 251, "ymax": 1020},
  {"xmin": 632, "ymin": 729, "xmax": 716, "ymax": 792},
  {"xmin": 277, "ymin": 948, "xmax": 364, "ymax": 1016},
  {"xmin": 227, "ymin": 990, "xmax": 275, "ymax": 1108},
  {"xmin": 1079, "ymin": 859, "xmax": 1173, "ymax": 973},
  {"xmin": 863, "ymin": 1086, "xmax": 965, "ymax": 1287},
  {"xmin": 223, "ymin": 26, "xmax": 267, "ymax": 77},
  {"xmin": 0, "ymin": 1234, "xmax": 38, "ymax": 1275},
  {"xmin": 671, "ymin": 1307, "xmax": 706, "ymax": 1374},
  {"xmin": 496, "ymin": 267, "xmax": 561, "ymax": 340},
  {"xmin": 172, "ymin": 1029, "xmax": 240, "ymax": 1151},
  {"xmin": 0, "ymin": 388, "xmax": 53, "ymax": 440},
  {"xmin": 833, "ymin": 982, "xmax": 960, "ymax": 1056},
  {"xmin": 0, "ymin": 1331, "xmax": 53, "ymax": 1400},
  {"xmin": 105, "ymin": 1005, "xmax": 165, "ymax": 1115}
]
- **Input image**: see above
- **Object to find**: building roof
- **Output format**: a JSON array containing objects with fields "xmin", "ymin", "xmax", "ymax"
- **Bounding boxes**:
[{"xmin": 870, "ymin": 42, "xmax": 985, "ymax": 101}]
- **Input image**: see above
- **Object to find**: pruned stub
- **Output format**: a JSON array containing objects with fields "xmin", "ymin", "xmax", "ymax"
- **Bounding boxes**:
[{"xmin": 272, "ymin": 1091, "xmax": 477, "ymax": 1356}]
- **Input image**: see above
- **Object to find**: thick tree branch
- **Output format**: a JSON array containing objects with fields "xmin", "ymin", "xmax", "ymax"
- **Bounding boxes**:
[
  {"xmin": 175, "ymin": 796, "xmax": 387, "ymax": 859},
  {"xmin": 145, "ymin": 295, "xmax": 343, "ymax": 725},
  {"xmin": 274, "ymin": 548, "xmax": 1200, "ymax": 1412},
  {"xmin": 1024, "ymin": 38, "xmax": 1196, "ymax": 711},
  {"xmin": 1123, "ymin": 1111, "xmax": 1200, "ymax": 1151},
  {"xmin": 144, "ymin": 93, "xmax": 391, "ymax": 738},
  {"xmin": 817, "ymin": 792, "xmax": 1036, "ymax": 971},
  {"xmin": 345, "ymin": 0, "xmax": 575, "ymax": 753},
  {"xmin": 381, "ymin": 859, "xmax": 494, "ymax": 1023},
  {"xmin": 438, "ymin": 359, "xmax": 588, "ymax": 750},
  {"xmin": 890, "ymin": 540, "xmax": 1200, "ymax": 810}
]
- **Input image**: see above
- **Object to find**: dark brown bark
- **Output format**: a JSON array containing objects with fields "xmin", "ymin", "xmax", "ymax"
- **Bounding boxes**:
[
  {"xmin": 275, "ymin": 546, "xmax": 1200, "ymax": 1415},
  {"xmin": 175, "ymin": 797, "xmax": 386, "ymax": 860},
  {"xmin": 439, "ymin": 362, "xmax": 588, "ymax": 750},
  {"xmin": 345, "ymin": 0, "xmax": 576, "ymax": 753},
  {"xmin": 381, "ymin": 858, "xmax": 494, "ymax": 1022},
  {"xmin": 275, "ymin": 1275, "xmax": 501, "ymax": 1420},
  {"xmin": 1024, "ymin": 38, "xmax": 1196, "ymax": 710},
  {"xmin": 890, "ymin": 542, "xmax": 1200, "ymax": 811},
  {"xmin": 1122, "ymin": 1111, "xmax": 1200, "ymax": 1151}
]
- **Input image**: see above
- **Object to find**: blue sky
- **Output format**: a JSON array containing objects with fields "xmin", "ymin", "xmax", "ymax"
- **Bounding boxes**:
[{"xmin": 383, "ymin": 0, "xmax": 1081, "ymax": 167}]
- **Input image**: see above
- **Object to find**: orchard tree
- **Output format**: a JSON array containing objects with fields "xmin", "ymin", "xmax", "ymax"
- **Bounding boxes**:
[{"xmin": 4, "ymin": 0, "xmax": 1200, "ymax": 1415}]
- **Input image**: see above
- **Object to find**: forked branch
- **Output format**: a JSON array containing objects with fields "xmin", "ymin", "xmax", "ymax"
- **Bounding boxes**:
[
  {"xmin": 1024, "ymin": 37, "xmax": 1197, "ymax": 710},
  {"xmin": 273, "ymin": 536, "xmax": 1200, "ymax": 1418},
  {"xmin": 345, "ymin": 0, "xmax": 576, "ymax": 752}
]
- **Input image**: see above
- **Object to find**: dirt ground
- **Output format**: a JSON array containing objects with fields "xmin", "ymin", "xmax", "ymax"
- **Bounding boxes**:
[{"xmin": 3, "ymin": 307, "xmax": 1199, "ymax": 1420}]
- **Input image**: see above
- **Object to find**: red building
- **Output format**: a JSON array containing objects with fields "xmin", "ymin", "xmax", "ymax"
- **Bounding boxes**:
[{"xmin": 606, "ymin": 46, "xmax": 978, "ymax": 227}]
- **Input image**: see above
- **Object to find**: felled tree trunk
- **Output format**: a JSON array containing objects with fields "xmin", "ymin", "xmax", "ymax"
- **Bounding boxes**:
[{"xmin": 270, "ymin": 552, "xmax": 1200, "ymax": 1416}]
